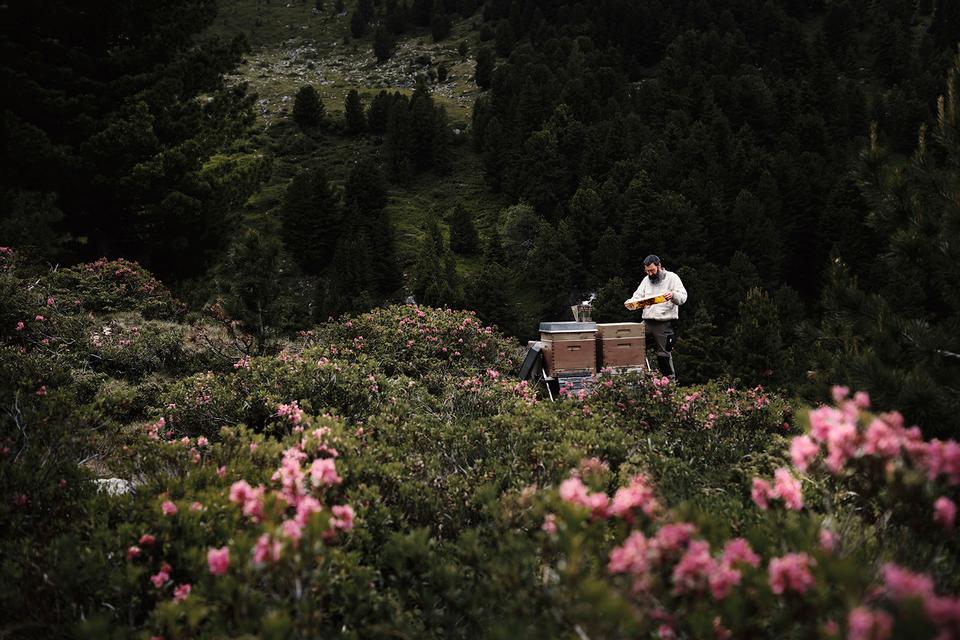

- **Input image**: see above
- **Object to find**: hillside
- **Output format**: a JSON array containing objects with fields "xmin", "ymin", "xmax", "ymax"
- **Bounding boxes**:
[{"xmin": 2, "ymin": 252, "xmax": 960, "ymax": 637}]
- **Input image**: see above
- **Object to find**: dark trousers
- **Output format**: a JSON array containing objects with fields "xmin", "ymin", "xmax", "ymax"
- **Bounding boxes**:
[{"xmin": 644, "ymin": 319, "xmax": 676, "ymax": 377}]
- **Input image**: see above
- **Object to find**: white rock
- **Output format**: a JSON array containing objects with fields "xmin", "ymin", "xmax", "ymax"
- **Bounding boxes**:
[{"xmin": 94, "ymin": 478, "xmax": 134, "ymax": 496}]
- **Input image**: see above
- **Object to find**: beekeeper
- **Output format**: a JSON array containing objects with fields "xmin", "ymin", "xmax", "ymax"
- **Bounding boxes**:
[{"xmin": 624, "ymin": 255, "xmax": 687, "ymax": 378}]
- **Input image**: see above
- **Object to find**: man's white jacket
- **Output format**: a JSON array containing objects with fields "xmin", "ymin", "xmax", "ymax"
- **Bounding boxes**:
[{"xmin": 631, "ymin": 269, "xmax": 688, "ymax": 321}]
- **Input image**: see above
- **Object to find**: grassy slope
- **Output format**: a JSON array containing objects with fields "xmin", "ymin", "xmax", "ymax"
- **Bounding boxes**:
[{"xmin": 209, "ymin": 0, "xmax": 509, "ymax": 280}]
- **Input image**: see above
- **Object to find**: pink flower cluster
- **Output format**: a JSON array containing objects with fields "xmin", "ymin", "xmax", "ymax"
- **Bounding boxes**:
[
  {"xmin": 871, "ymin": 564, "xmax": 960, "ymax": 637},
  {"xmin": 801, "ymin": 387, "xmax": 940, "ymax": 476},
  {"xmin": 751, "ymin": 468, "xmax": 803, "ymax": 511},
  {"xmin": 276, "ymin": 401, "xmax": 304, "ymax": 426},
  {"xmin": 768, "ymin": 552, "xmax": 816, "ymax": 595},
  {"xmin": 608, "ymin": 523, "xmax": 762, "ymax": 600},
  {"xmin": 559, "ymin": 472, "xmax": 659, "ymax": 522}
]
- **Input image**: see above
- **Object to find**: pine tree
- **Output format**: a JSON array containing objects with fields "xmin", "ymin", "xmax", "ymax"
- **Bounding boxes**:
[
  {"xmin": 448, "ymin": 203, "xmax": 480, "ymax": 255},
  {"xmin": 293, "ymin": 85, "xmax": 326, "ymax": 129},
  {"xmin": 495, "ymin": 19, "xmax": 515, "ymax": 57},
  {"xmin": 344, "ymin": 90, "xmax": 367, "ymax": 134},
  {"xmin": 412, "ymin": 215, "xmax": 461, "ymax": 307},
  {"xmin": 350, "ymin": 9, "xmax": 368, "ymax": 38},
  {"xmin": 475, "ymin": 47, "xmax": 495, "ymax": 89},
  {"xmin": 482, "ymin": 116, "xmax": 507, "ymax": 190},
  {"xmin": 409, "ymin": 83, "xmax": 436, "ymax": 170},
  {"xmin": 325, "ymin": 226, "xmax": 377, "ymax": 316},
  {"xmin": 729, "ymin": 288, "xmax": 790, "ymax": 386},
  {"xmin": 430, "ymin": 0, "xmax": 451, "ymax": 41},
  {"xmin": 279, "ymin": 167, "xmax": 340, "ymax": 274},
  {"xmin": 815, "ymin": 59, "xmax": 960, "ymax": 436},
  {"xmin": 373, "ymin": 26, "xmax": 397, "ymax": 62},
  {"xmin": 385, "ymin": 97, "xmax": 413, "ymax": 182},
  {"xmin": 344, "ymin": 156, "xmax": 387, "ymax": 216},
  {"xmin": 677, "ymin": 303, "xmax": 726, "ymax": 384},
  {"xmin": 220, "ymin": 227, "xmax": 298, "ymax": 344},
  {"xmin": 468, "ymin": 233, "xmax": 517, "ymax": 331},
  {"xmin": 366, "ymin": 90, "xmax": 392, "ymax": 135}
]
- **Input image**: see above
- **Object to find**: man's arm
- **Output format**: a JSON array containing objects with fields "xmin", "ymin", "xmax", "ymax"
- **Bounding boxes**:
[
  {"xmin": 631, "ymin": 279, "xmax": 647, "ymax": 300},
  {"xmin": 670, "ymin": 273, "xmax": 687, "ymax": 305}
]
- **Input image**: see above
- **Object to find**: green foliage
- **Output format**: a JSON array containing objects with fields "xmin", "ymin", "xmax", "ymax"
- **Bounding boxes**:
[{"xmin": 373, "ymin": 26, "xmax": 397, "ymax": 62}]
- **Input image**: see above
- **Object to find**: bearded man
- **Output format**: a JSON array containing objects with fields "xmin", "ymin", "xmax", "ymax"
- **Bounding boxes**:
[{"xmin": 624, "ymin": 255, "xmax": 688, "ymax": 378}]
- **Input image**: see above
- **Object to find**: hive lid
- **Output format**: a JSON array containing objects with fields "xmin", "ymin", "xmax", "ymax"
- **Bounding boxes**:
[{"xmin": 539, "ymin": 321, "xmax": 597, "ymax": 333}]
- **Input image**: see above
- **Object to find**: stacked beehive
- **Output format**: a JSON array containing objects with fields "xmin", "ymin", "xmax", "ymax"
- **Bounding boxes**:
[{"xmin": 596, "ymin": 322, "xmax": 645, "ymax": 371}]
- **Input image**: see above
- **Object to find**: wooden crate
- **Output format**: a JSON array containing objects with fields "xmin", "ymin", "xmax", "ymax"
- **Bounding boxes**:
[
  {"xmin": 542, "ymin": 339, "xmax": 597, "ymax": 376},
  {"xmin": 600, "ymin": 337, "xmax": 646, "ymax": 369},
  {"xmin": 596, "ymin": 322, "xmax": 644, "ymax": 340}
]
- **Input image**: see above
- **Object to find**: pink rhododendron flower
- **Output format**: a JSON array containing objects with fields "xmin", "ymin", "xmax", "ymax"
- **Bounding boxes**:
[
  {"xmin": 229, "ymin": 480, "xmax": 253, "ymax": 503},
  {"xmin": 926, "ymin": 440, "xmax": 960, "ymax": 486},
  {"xmin": 657, "ymin": 624, "xmax": 676, "ymax": 639},
  {"xmin": 708, "ymin": 562, "xmax": 742, "ymax": 600},
  {"xmin": 653, "ymin": 523, "xmax": 697, "ymax": 556},
  {"xmin": 773, "ymin": 468, "xmax": 803, "ymax": 510},
  {"xmin": 751, "ymin": 478, "xmax": 772, "ymax": 510},
  {"xmin": 831, "ymin": 385, "xmax": 850, "ymax": 403},
  {"xmin": 249, "ymin": 442, "xmax": 258, "ymax": 453},
  {"xmin": 150, "ymin": 569, "xmax": 169, "ymax": 588},
  {"xmin": 722, "ymin": 538, "xmax": 760, "ymax": 568},
  {"xmin": 161, "ymin": 500, "xmax": 177, "ymax": 516},
  {"xmin": 34, "ymin": 315, "xmax": 44, "ymax": 322},
  {"xmin": 609, "ymin": 475, "xmax": 659, "ymax": 520},
  {"xmin": 190, "ymin": 501, "xmax": 203, "ymax": 512},
  {"xmin": 768, "ymin": 553, "xmax": 815, "ymax": 595},
  {"xmin": 281, "ymin": 519, "xmax": 303, "ymax": 545},
  {"xmin": 330, "ymin": 504, "xmax": 355, "ymax": 532},
  {"xmin": 207, "ymin": 547, "xmax": 230, "ymax": 576},
  {"xmin": 558, "ymin": 476, "xmax": 590, "ymax": 506},
  {"xmin": 173, "ymin": 583, "xmax": 191, "ymax": 602},
  {"xmin": 847, "ymin": 607, "xmax": 893, "ymax": 640},
  {"xmin": 253, "ymin": 534, "xmax": 282, "ymax": 565},
  {"xmin": 934, "ymin": 496, "xmax": 956, "ymax": 532},
  {"xmin": 139, "ymin": 534, "xmax": 156, "ymax": 547},
  {"xmin": 541, "ymin": 513, "xmax": 557, "ymax": 535},
  {"xmin": 881, "ymin": 563, "xmax": 934, "ymax": 601},
  {"xmin": 852, "ymin": 391, "xmax": 871, "ymax": 409},
  {"xmin": 809, "ymin": 406, "xmax": 845, "ymax": 443},
  {"xmin": 217, "ymin": 465, "xmax": 226, "ymax": 478},
  {"xmin": 790, "ymin": 435, "xmax": 820, "ymax": 472},
  {"xmin": 127, "ymin": 546, "xmax": 141, "ymax": 560},
  {"xmin": 46, "ymin": 297, "xmax": 54, "ymax": 306},
  {"xmin": 819, "ymin": 529, "xmax": 837, "ymax": 554},
  {"xmin": 295, "ymin": 495, "xmax": 323, "ymax": 527},
  {"xmin": 608, "ymin": 530, "xmax": 652, "ymax": 577},
  {"xmin": 15, "ymin": 321, "xmax": 24, "ymax": 331},
  {"xmin": 196, "ymin": 436, "xmax": 208, "ymax": 447},
  {"xmin": 671, "ymin": 540, "xmax": 715, "ymax": 594},
  {"xmin": 309, "ymin": 458, "xmax": 342, "ymax": 487},
  {"xmin": 863, "ymin": 418, "xmax": 904, "ymax": 459}
]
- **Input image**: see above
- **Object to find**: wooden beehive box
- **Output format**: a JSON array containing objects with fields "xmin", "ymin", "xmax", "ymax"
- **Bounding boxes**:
[
  {"xmin": 597, "ymin": 322, "xmax": 646, "ymax": 370},
  {"xmin": 539, "ymin": 322, "xmax": 597, "ymax": 376}
]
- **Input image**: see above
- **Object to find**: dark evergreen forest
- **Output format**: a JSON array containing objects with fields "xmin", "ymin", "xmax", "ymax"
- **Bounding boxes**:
[{"xmin": 2, "ymin": 0, "xmax": 960, "ymax": 435}]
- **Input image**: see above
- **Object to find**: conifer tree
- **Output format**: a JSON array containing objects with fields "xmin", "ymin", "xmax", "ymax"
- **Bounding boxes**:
[
  {"xmin": 220, "ymin": 227, "xmax": 297, "ymax": 344},
  {"xmin": 344, "ymin": 156, "xmax": 387, "ymax": 216},
  {"xmin": 279, "ymin": 167, "xmax": 340, "ymax": 274},
  {"xmin": 468, "ymin": 233, "xmax": 517, "ymax": 330},
  {"xmin": 475, "ymin": 47, "xmax": 495, "ymax": 89},
  {"xmin": 350, "ymin": 9, "xmax": 368, "ymax": 38},
  {"xmin": 366, "ymin": 90, "xmax": 392, "ymax": 135},
  {"xmin": 385, "ymin": 97, "xmax": 413, "ymax": 182},
  {"xmin": 409, "ymin": 83, "xmax": 436, "ymax": 170},
  {"xmin": 373, "ymin": 26, "xmax": 397, "ymax": 62},
  {"xmin": 448, "ymin": 203, "xmax": 480, "ymax": 255},
  {"xmin": 293, "ymin": 85, "xmax": 326, "ymax": 129},
  {"xmin": 344, "ymin": 90, "xmax": 367, "ymax": 134},
  {"xmin": 675, "ymin": 303, "xmax": 725, "ymax": 383},
  {"xmin": 729, "ymin": 287, "xmax": 789, "ymax": 386},
  {"xmin": 412, "ymin": 215, "xmax": 461, "ymax": 307},
  {"xmin": 430, "ymin": 0, "xmax": 452, "ymax": 41},
  {"xmin": 816, "ymin": 58, "xmax": 960, "ymax": 436}
]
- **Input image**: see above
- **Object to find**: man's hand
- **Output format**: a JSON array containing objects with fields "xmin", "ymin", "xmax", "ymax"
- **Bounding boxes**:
[{"xmin": 663, "ymin": 291, "xmax": 674, "ymax": 301}]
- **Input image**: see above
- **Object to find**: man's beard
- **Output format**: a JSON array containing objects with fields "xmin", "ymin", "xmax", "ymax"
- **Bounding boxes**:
[{"xmin": 649, "ymin": 270, "xmax": 664, "ymax": 284}]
